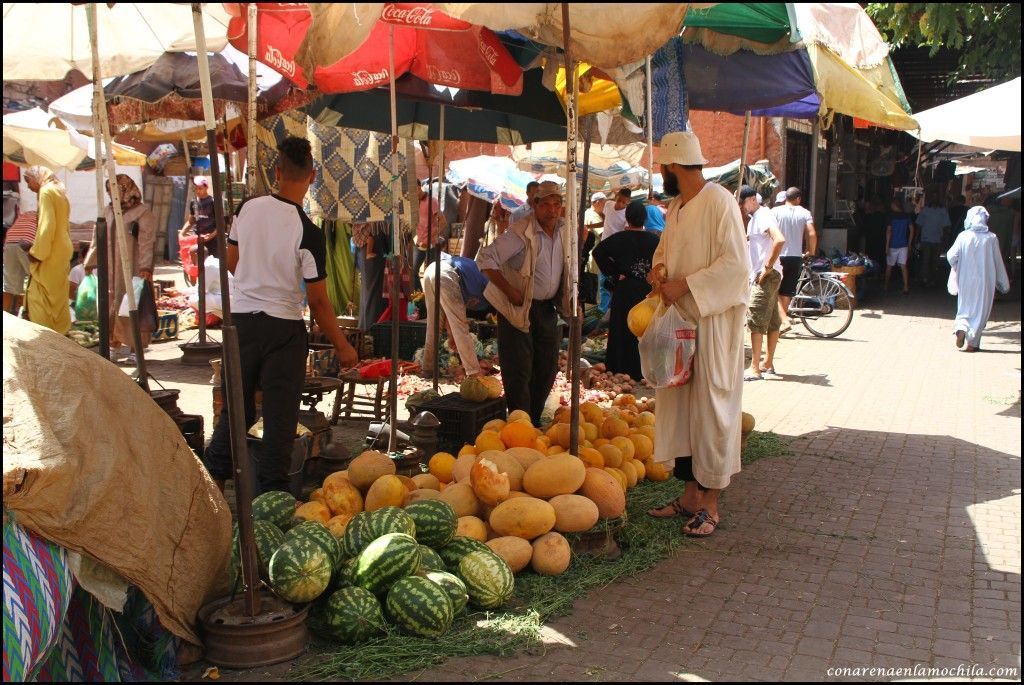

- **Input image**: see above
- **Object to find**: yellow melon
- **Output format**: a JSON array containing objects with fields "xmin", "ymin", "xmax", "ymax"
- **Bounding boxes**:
[
  {"xmin": 475, "ymin": 430, "xmax": 506, "ymax": 453},
  {"xmin": 637, "ymin": 411, "xmax": 656, "ymax": 427},
  {"xmin": 309, "ymin": 487, "xmax": 326, "ymax": 506},
  {"xmin": 322, "ymin": 470, "xmax": 350, "ymax": 488},
  {"xmin": 457, "ymin": 444, "xmax": 477, "ymax": 457},
  {"xmin": 601, "ymin": 417, "xmax": 630, "ymax": 439},
  {"xmin": 294, "ymin": 501, "xmax": 331, "ymax": 524},
  {"xmin": 481, "ymin": 418, "xmax": 507, "ymax": 433},
  {"xmin": 627, "ymin": 296, "xmax": 658, "ymax": 337},
  {"xmin": 582, "ymin": 422, "xmax": 598, "ymax": 443},
  {"xmin": 533, "ymin": 436, "xmax": 551, "ymax": 452},
  {"xmin": 605, "ymin": 467, "xmax": 628, "ymax": 493},
  {"xmin": 522, "ymin": 453, "xmax": 587, "ymax": 498},
  {"xmin": 547, "ymin": 446, "xmax": 565, "ymax": 456},
  {"xmin": 504, "ymin": 446, "xmax": 546, "ymax": 472},
  {"xmin": 593, "ymin": 438, "xmax": 610, "ymax": 449},
  {"xmin": 500, "ymin": 421, "xmax": 537, "ymax": 449},
  {"xmin": 597, "ymin": 443, "xmax": 624, "ymax": 468},
  {"xmin": 452, "ymin": 453, "xmax": 479, "ymax": 483},
  {"xmin": 456, "ymin": 516, "xmax": 488, "ymax": 542},
  {"xmin": 505, "ymin": 490, "xmax": 531, "ymax": 500},
  {"xmin": 531, "ymin": 532, "xmax": 571, "ymax": 576},
  {"xmin": 347, "ymin": 450, "xmax": 397, "ymax": 490},
  {"xmin": 742, "ymin": 412, "xmax": 756, "ymax": 434},
  {"xmin": 549, "ymin": 494, "xmax": 600, "ymax": 533},
  {"xmin": 470, "ymin": 458, "xmax": 510, "ymax": 506},
  {"xmin": 428, "ymin": 452, "xmax": 457, "ymax": 483},
  {"xmin": 507, "ymin": 409, "xmax": 532, "ymax": 424},
  {"xmin": 438, "ymin": 482, "xmax": 481, "ymax": 518},
  {"xmin": 580, "ymin": 402, "xmax": 604, "ymax": 426},
  {"xmin": 326, "ymin": 513, "xmax": 354, "ymax": 538},
  {"xmin": 579, "ymin": 467, "xmax": 626, "ymax": 518},
  {"xmin": 620, "ymin": 460, "xmax": 639, "ymax": 488},
  {"xmin": 646, "ymin": 461, "xmax": 670, "ymax": 481},
  {"xmin": 610, "ymin": 436, "xmax": 636, "ymax": 461},
  {"xmin": 323, "ymin": 477, "xmax": 364, "ymax": 517},
  {"xmin": 628, "ymin": 433, "xmax": 654, "ymax": 461},
  {"xmin": 404, "ymin": 488, "xmax": 442, "ymax": 506},
  {"xmin": 637, "ymin": 425, "xmax": 655, "ymax": 441},
  {"xmin": 550, "ymin": 423, "xmax": 571, "ymax": 449},
  {"xmin": 489, "ymin": 497, "xmax": 556, "ymax": 540},
  {"xmin": 485, "ymin": 536, "xmax": 533, "ymax": 573},
  {"xmin": 364, "ymin": 475, "xmax": 407, "ymax": 511},
  {"xmin": 577, "ymin": 447, "xmax": 605, "ymax": 469},
  {"xmin": 487, "ymin": 452, "xmax": 525, "ymax": 492},
  {"xmin": 477, "ymin": 376, "xmax": 503, "ymax": 399},
  {"xmin": 632, "ymin": 459, "xmax": 647, "ymax": 481},
  {"xmin": 411, "ymin": 473, "xmax": 441, "ymax": 491}
]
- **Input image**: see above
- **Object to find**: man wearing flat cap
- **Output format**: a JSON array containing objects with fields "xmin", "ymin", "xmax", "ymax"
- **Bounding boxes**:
[
  {"xmin": 477, "ymin": 180, "xmax": 570, "ymax": 425},
  {"xmin": 645, "ymin": 131, "xmax": 751, "ymax": 539}
]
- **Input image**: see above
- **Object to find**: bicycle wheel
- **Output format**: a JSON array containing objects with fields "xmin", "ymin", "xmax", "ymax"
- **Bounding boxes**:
[{"xmin": 799, "ymin": 276, "xmax": 854, "ymax": 338}]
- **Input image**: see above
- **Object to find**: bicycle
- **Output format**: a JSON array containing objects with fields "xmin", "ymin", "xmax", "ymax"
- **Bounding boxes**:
[{"xmin": 786, "ymin": 260, "xmax": 855, "ymax": 338}]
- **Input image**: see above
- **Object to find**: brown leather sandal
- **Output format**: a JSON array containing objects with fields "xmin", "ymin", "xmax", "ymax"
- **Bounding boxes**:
[
  {"xmin": 682, "ymin": 509, "xmax": 719, "ymax": 538},
  {"xmin": 647, "ymin": 499, "xmax": 694, "ymax": 519}
]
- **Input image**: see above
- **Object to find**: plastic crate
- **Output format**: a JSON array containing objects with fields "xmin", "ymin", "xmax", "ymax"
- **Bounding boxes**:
[
  {"xmin": 408, "ymin": 393, "xmax": 506, "ymax": 453},
  {"xmin": 370, "ymin": 321, "xmax": 427, "ymax": 361},
  {"xmin": 153, "ymin": 310, "xmax": 179, "ymax": 342}
]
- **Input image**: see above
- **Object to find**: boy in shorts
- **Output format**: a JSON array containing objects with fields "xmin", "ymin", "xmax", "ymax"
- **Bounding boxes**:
[{"xmin": 885, "ymin": 198, "xmax": 916, "ymax": 294}]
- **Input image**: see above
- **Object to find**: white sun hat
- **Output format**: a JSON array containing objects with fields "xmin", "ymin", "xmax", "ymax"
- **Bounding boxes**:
[{"xmin": 652, "ymin": 131, "xmax": 708, "ymax": 166}]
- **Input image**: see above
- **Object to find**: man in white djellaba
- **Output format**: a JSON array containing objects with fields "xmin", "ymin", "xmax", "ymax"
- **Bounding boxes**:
[{"xmin": 946, "ymin": 205, "xmax": 1010, "ymax": 352}]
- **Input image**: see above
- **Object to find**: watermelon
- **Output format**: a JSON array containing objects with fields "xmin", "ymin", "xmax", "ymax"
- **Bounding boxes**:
[
  {"xmin": 286, "ymin": 520, "xmax": 342, "ymax": 570},
  {"xmin": 341, "ymin": 511, "xmax": 375, "ymax": 559},
  {"xmin": 268, "ymin": 539, "xmax": 332, "ymax": 603},
  {"xmin": 458, "ymin": 550, "xmax": 514, "ymax": 609},
  {"xmin": 329, "ymin": 558, "xmax": 358, "ymax": 592},
  {"xmin": 366, "ymin": 507, "xmax": 417, "ymax": 539},
  {"xmin": 404, "ymin": 500, "xmax": 458, "ymax": 548},
  {"xmin": 386, "ymin": 576, "xmax": 454, "ymax": 637},
  {"xmin": 353, "ymin": 533, "xmax": 421, "ymax": 595},
  {"xmin": 323, "ymin": 587, "xmax": 386, "ymax": 643},
  {"xmin": 252, "ymin": 491, "xmax": 297, "ymax": 530},
  {"xmin": 437, "ymin": 536, "xmax": 491, "ymax": 571},
  {"xmin": 417, "ymin": 545, "xmax": 445, "ymax": 573},
  {"xmin": 422, "ymin": 570, "xmax": 469, "ymax": 617},
  {"xmin": 228, "ymin": 519, "xmax": 285, "ymax": 589}
]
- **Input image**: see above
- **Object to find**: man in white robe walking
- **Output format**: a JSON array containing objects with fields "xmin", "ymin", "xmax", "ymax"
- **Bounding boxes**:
[
  {"xmin": 645, "ymin": 131, "xmax": 751, "ymax": 538},
  {"xmin": 947, "ymin": 206, "xmax": 1010, "ymax": 352}
]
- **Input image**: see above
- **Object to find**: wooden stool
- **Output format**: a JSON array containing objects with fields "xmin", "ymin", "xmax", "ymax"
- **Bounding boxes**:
[{"xmin": 332, "ymin": 370, "xmax": 390, "ymax": 423}]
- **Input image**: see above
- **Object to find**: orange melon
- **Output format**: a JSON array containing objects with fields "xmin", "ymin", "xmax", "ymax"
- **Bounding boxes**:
[
  {"xmin": 452, "ymin": 453, "xmax": 479, "ymax": 483},
  {"xmin": 637, "ymin": 411, "xmax": 656, "ymax": 427},
  {"xmin": 646, "ymin": 461, "xmax": 671, "ymax": 481},
  {"xmin": 396, "ymin": 475, "xmax": 417, "ymax": 492},
  {"xmin": 620, "ymin": 460, "xmax": 639, "ymax": 488},
  {"xmin": 504, "ymin": 446, "xmax": 546, "ymax": 472},
  {"xmin": 411, "ymin": 473, "xmax": 441, "ymax": 491},
  {"xmin": 309, "ymin": 488, "xmax": 326, "ymax": 506},
  {"xmin": 597, "ymin": 443, "xmax": 624, "ymax": 468},
  {"xmin": 500, "ymin": 421, "xmax": 537, "ymax": 449},
  {"xmin": 457, "ymin": 444, "xmax": 477, "ymax": 457},
  {"xmin": 579, "ymin": 467, "xmax": 626, "ymax": 518},
  {"xmin": 628, "ymin": 433, "xmax": 654, "ymax": 461},
  {"xmin": 531, "ymin": 532, "xmax": 571, "ymax": 576},
  {"xmin": 507, "ymin": 409, "xmax": 532, "ymax": 424},
  {"xmin": 481, "ymin": 418, "xmax": 507, "ymax": 433},
  {"xmin": 323, "ymin": 476, "xmax": 364, "ymax": 517},
  {"xmin": 488, "ymin": 497, "xmax": 556, "ymax": 540},
  {"xmin": 470, "ymin": 458, "xmax": 511, "ymax": 506},
  {"xmin": 601, "ymin": 416, "xmax": 630, "ymax": 440},
  {"xmin": 326, "ymin": 513, "xmax": 354, "ymax": 538},
  {"xmin": 577, "ymin": 446, "xmax": 605, "ymax": 468},
  {"xmin": 548, "ymin": 494, "xmax": 600, "ymax": 533},
  {"xmin": 604, "ymin": 467, "xmax": 628, "ymax": 492},
  {"xmin": 347, "ymin": 450, "xmax": 396, "ymax": 490},
  {"xmin": 428, "ymin": 452, "xmax": 457, "ymax": 483},
  {"xmin": 522, "ymin": 453, "xmax": 587, "ymax": 498},
  {"xmin": 580, "ymin": 402, "xmax": 604, "ymax": 426},
  {"xmin": 293, "ymin": 501, "xmax": 331, "ymax": 524},
  {"xmin": 485, "ymin": 536, "xmax": 533, "ymax": 573},
  {"xmin": 610, "ymin": 436, "xmax": 636, "ymax": 461},
  {"xmin": 404, "ymin": 488, "xmax": 442, "ymax": 505},
  {"xmin": 364, "ymin": 475, "xmax": 407, "ymax": 511},
  {"xmin": 475, "ymin": 430, "xmax": 506, "ymax": 453},
  {"xmin": 438, "ymin": 482, "xmax": 481, "ymax": 518},
  {"xmin": 486, "ymin": 452, "xmax": 525, "ymax": 492},
  {"xmin": 456, "ymin": 515, "xmax": 488, "ymax": 542}
]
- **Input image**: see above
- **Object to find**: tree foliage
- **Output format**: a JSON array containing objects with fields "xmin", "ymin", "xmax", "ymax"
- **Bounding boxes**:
[{"xmin": 866, "ymin": 3, "xmax": 1021, "ymax": 81}]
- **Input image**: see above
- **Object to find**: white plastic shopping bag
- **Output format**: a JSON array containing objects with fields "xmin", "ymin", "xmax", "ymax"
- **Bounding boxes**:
[
  {"xmin": 638, "ymin": 302, "xmax": 697, "ymax": 388},
  {"xmin": 118, "ymin": 276, "xmax": 146, "ymax": 317}
]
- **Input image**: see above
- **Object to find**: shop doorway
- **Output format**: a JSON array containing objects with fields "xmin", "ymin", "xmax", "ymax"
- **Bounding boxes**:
[{"xmin": 786, "ymin": 131, "xmax": 811, "ymax": 192}]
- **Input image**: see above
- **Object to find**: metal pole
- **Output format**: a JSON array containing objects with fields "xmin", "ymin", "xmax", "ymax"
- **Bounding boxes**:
[
  {"xmin": 181, "ymin": 137, "xmax": 206, "ymax": 344},
  {"xmin": 645, "ymin": 56, "xmax": 655, "ymax": 198},
  {"xmin": 91, "ymin": 85, "xmax": 110, "ymax": 359},
  {"xmin": 387, "ymin": 25, "xmax": 401, "ymax": 454},
  {"xmin": 431, "ymin": 107, "xmax": 445, "ymax": 391},
  {"xmin": 737, "ymin": 111, "xmax": 751, "ymax": 196},
  {"xmin": 193, "ymin": 2, "xmax": 260, "ymax": 617},
  {"xmin": 809, "ymin": 117, "xmax": 821, "ymax": 220},
  {"xmin": 87, "ymin": 3, "xmax": 149, "ymax": 391},
  {"xmin": 246, "ymin": 3, "xmax": 258, "ymax": 197},
  {"xmin": 562, "ymin": 3, "xmax": 582, "ymax": 455},
  {"xmin": 425, "ymin": 153, "xmax": 436, "ymax": 389}
]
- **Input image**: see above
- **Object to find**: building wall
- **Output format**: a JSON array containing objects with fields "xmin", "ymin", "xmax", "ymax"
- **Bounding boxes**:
[{"xmin": 687, "ymin": 111, "xmax": 785, "ymax": 180}]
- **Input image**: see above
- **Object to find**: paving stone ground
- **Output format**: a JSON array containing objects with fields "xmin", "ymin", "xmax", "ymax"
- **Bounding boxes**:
[{"xmin": 157, "ymin": 264, "xmax": 1019, "ymax": 682}]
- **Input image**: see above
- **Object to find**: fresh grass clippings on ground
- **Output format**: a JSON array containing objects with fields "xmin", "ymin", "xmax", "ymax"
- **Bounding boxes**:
[{"xmin": 291, "ymin": 432, "xmax": 788, "ymax": 681}]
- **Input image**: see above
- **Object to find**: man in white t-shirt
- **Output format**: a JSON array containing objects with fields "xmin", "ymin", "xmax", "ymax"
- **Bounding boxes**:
[
  {"xmin": 741, "ymin": 186, "xmax": 785, "ymax": 380},
  {"xmin": 203, "ymin": 137, "xmax": 358, "ymax": 495},
  {"xmin": 602, "ymin": 187, "xmax": 631, "ymax": 239},
  {"xmin": 771, "ymin": 187, "xmax": 816, "ymax": 330}
]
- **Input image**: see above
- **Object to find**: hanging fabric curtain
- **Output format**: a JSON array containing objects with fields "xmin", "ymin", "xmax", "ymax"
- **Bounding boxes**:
[{"xmin": 322, "ymin": 220, "xmax": 359, "ymax": 315}]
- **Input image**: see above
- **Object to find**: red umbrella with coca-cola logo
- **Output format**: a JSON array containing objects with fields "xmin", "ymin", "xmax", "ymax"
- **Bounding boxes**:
[{"xmin": 225, "ymin": 3, "xmax": 523, "ymax": 96}]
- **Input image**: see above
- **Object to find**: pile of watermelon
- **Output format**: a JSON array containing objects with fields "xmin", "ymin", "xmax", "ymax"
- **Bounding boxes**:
[{"xmin": 231, "ymin": 490, "xmax": 515, "ymax": 643}]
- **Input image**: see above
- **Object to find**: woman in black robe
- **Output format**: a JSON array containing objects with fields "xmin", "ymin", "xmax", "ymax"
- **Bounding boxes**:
[{"xmin": 592, "ymin": 200, "xmax": 660, "ymax": 380}]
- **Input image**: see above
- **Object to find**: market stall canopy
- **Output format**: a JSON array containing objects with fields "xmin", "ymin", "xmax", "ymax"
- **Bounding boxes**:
[
  {"xmin": 512, "ymin": 140, "xmax": 649, "ymax": 192},
  {"xmin": 445, "ymin": 155, "xmax": 563, "ymax": 209},
  {"xmin": 3, "ymin": 108, "xmax": 146, "ymax": 170},
  {"xmin": 908, "ymin": 78, "xmax": 1021, "ymax": 152},
  {"xmin": 295, "ymin": 3, "xmax": 716, "ymax": 74},
  {"xmin": 2, "ymin": 314, "xmax": 231, "ymax": 646},
  {"xmin": 1, "ymin": 2, "xmax": 231, "ymax": 81},
  {"xmin": 227, "ymin": 3, "xmax": 523, "ymax": 95}
]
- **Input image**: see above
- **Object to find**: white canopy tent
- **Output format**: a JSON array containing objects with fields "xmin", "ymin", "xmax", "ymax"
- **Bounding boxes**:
[{"xmin": 910, "ymin": 77, "xmax": 1021, "ymax": 152}]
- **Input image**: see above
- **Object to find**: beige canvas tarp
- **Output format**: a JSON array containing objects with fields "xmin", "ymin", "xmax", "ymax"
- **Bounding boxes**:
[{"xmin": 2, "ymin": 314, "xmax": 232, "ymax": 645}]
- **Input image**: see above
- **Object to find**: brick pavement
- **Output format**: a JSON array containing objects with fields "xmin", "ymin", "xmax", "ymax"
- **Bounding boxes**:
[{"xmin": 160, "ymin": 278, "xmax": 1020, "ymax": 681}]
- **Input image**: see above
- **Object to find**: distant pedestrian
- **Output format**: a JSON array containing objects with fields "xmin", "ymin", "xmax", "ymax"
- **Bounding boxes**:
[
  {"xmin": 771, "ymin": 186, "xmax": 817, "ymax": 330},
  {"xmin": 885, "ymin": 197, "xmax": 916, "ymax": 294},
  {"xmin": 23, "ymin": 166, "xmax": 72, "ymax": 335},
  {"xmin": 741, "ymin": 186, "xmax": 785, "ymax": 380},
  {"xmin": 914, "ymin": 188, "xmax": 951, "ymax": 287},
  {"xmin": 946, "ymin": 206, "xmax": 1010, "ymax": 352},
  {"xmin": 3, "ymin": 210, "xmax": 36, "ymax": 314}
]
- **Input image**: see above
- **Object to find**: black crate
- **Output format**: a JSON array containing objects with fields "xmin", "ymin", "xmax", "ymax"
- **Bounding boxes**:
[
  {"xmin": 370, "ymin": 321, "xmax": 427, "ymax": 361},
  {"xmin": 408, "ymin": 393, "xmax": 507, "ymax": 453}
]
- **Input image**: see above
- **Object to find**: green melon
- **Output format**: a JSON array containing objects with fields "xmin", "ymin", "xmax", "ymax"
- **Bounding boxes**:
[
  {"xmin": 252, "ymin": 491, "xmax": 297, "ymax": 530},
  {"xmin": 352, "ymin": 533, "xmax": 421, "ymax": 595},
  {"xmin": 286, "ymin": 520, "xmax": 342, "ymax": 570},
  {"xmin": 404, "ymin": 500, "xmax": 458, "ymax": 548},
  {"xmin": 329, "ymin": 557, "xmax": 358, "ymax": 592},
  {"xmin": 386, "ymin": 576, "xmax": 454, "ymax": 637},
  {"xmin": 323, "ymin": 587, "xmax": 387, "ymax": 644},
  {"xmin": 417, "ymin": 545, "xmax": 445, "ymax": 573},
  {"xmin": 422, "ymin": 570, "xmax": 469, "ymax": 617},
  {"xmin": 437, "ymin": 536, "xmax": 491, "ymax": 571},
  {"xmin": 228, "ymin": 519, "xmax": 286, "ymax": 589},
  {"xmin": 366, "ymin": 506, "xmax": 417, "ymax": 539},
  {"xmin": 340, "ymin": 511, "xmax": 375, "ymax": 559},
  {"xmin": 268, "ymin": 538, "xmax": 332, "ymax": 603},
  {"xmin": 458, "ymin": 549, "xmax": 514, "ymax": 609}
]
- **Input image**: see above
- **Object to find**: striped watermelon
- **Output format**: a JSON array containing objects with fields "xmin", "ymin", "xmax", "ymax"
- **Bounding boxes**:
[
  {"xmin": 323, "ymin": 587, "xmax": 386, "ymax": 643},
  {"xmin": 229, "ymin": 519, "xmax": 285, "ymax": 589},
  {"xmin": 286, "ymin": 521, "xmax": 342, "ymax": 570},
  {"xmin": 329, "ymin": 557, "xmax": 358, "ymax": 592},
  {"xmin": 268, "ymin": 539, "xmax": 332, "ymax": 603},
  {"xmin": 438, "ymin": 536, "xmax": 491, "ymax": 571},
  {"xmin": 385, "ymin": 576, "xmax": 454, "ymax": 637},
  {"xmin": 422, "ymin": 570, "xmax": 469, "ymax": 617},
  {"xmin": 417, "ymin": 545, "xmax": 445, "ymax": 573},
  {"xmin": 404, "ymin": 500, "xmax": 458, "ymax": 548},
  {"xmin": 341, "ymin": 511, "xmax": 375, "ymax": 559},
  {"xmin": 252, "ymin": 491, "xmax": 297, "ymax": 530},
  {"xmin": 366, "ymin": 507, "xmax": 416, "ymax": 539},
  {"xmin": 458, "ymin": 550, "xmax": 514, "ymax": 609},
  {"xmin": 353, "ymin": 533, "xmax": 421, "ymax": 595}
]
